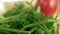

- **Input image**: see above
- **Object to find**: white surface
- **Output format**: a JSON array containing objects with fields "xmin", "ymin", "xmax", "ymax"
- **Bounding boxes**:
[
  {"xmin": 0, "ymin": 0, "xmax": 31, "ymax": 2},
  {"xmin": 0, "ymin": 2, "xmax": 6, "ymax": 16},
  {"xmin": 1, "ymin": 0, "xmax": 23, "ymax": 2}
]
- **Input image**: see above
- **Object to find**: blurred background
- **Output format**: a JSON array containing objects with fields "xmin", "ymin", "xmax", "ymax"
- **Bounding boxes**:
[
  {"xmin": 0, "ymin": 0, "xmax": 60, "ymax": 16},
  {"xmin": 57, "ymin": 0, "xmax": 60, "ymax": 19}
]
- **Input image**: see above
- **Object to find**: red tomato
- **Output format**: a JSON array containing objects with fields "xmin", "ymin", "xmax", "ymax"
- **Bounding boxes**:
[{"xmin": 34, "ymin": 0, "xmax": 57, "ymax": 17}]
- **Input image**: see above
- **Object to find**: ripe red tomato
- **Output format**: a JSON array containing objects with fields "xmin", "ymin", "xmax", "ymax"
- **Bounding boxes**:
[{"xmin": 34, "ymin": 0, "xmax": 57, "ymax": 17}]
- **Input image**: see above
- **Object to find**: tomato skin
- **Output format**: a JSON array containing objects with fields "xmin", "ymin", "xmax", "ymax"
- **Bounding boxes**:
[{"xmin": 34, "ymin": 0, "xmax": 57, "ymax": 17}]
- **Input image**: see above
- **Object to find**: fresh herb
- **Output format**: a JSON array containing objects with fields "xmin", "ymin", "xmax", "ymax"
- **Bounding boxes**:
[{"xmin": 0, "ymin": 2, "xmax": 57, "ymax": 34}]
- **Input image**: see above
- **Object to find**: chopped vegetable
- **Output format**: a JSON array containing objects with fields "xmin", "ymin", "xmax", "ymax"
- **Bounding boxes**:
[
  {"xmin": 34, "ymin": 0, "xmax": 57, "ymax": 17},
  {"xmin": 0, "ymin": 2, "xmax": 58, "ymax": 34}
]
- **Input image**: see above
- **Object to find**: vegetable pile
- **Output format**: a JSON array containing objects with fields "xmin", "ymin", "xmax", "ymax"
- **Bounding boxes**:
[{"xmin": 0, "ymin": 2, "xmax": 57, "ymax": 34}]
